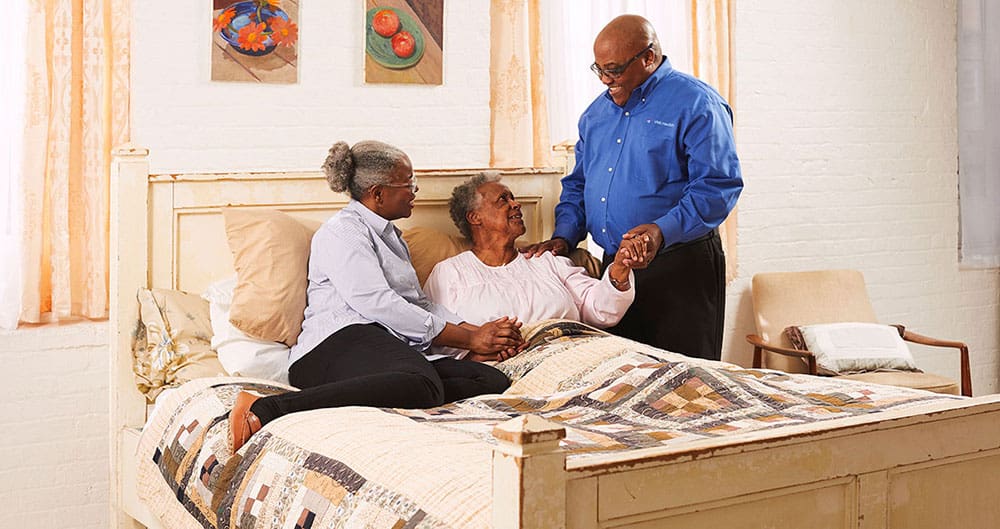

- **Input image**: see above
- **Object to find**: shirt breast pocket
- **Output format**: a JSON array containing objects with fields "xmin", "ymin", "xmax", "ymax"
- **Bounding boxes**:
[{"xmin": 634, "ymin": 119, "xmax": 681, "ymax": 181}]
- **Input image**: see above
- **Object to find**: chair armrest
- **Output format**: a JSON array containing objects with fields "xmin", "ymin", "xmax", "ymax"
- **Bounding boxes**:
[
  {"xmin": 746, "ymin": 334, "xmax": 818, "ymax": 375},
  {"xmin": 891, "ymin": 325, "xmax": 972, "ymax": 397}
]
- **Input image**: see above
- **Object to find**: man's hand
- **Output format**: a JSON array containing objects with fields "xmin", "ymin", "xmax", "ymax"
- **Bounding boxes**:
[
  {"xmin": 621, "ymin": 224, "xmax": 663, "ymax": 269},
  {"xmin": 613, "ymin": 236, "xmax": 648, "ymax": 269},
  {"xmin": 519, "ymin": 238, "xmax": 570, "ymax": 259}
]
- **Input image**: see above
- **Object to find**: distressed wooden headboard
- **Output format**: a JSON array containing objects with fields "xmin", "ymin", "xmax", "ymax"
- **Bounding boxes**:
[{"xmin": 107, "ymin": 145, "xmax": 564, "ymax": 527}]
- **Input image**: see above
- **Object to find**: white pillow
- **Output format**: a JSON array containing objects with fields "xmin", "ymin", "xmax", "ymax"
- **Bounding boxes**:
[
  {"xmin": 203, "ymin": 277, "xmax": 291, "ymax": 385},
  {"xmin": 793, "ymin": 322, "xmax": 918, "ymax": 375}
]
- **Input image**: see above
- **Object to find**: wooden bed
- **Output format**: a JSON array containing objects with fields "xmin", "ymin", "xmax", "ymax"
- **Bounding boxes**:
[{"xmin": 109, "ymin": 145, "xmax": 1000, "ymax": 529}]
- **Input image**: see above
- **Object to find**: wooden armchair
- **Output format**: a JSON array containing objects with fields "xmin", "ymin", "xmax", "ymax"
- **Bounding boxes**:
[{"xmin": 746, "ymin": 270, "xmax": 972, "ymax": 396}]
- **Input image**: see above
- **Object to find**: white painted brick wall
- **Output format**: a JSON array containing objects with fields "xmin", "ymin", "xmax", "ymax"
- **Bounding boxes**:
[
  {"xmin": 132, "ymin": 0, "xmax": 491, "ymax": 173},
  {"xmin": 729, "ymin": 0, "xmax": 999, "ymax": 394},
  {"xmin": 5, "ymin": 4, "xmax": 1000, "ymax": 527},
  {"xmin": 0, "ymin": 322, "xmax": 109, "ymax": 529}
]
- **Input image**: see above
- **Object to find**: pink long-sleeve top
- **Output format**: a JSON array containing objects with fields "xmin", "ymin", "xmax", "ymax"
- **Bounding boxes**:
[{"xmin": 424, "ymin": 251, "xmax": 634, "ymax": 358}]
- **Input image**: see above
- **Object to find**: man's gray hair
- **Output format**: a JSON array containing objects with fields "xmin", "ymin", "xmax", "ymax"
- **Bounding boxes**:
[{"xmin": 449, "ymin": 171, "xmax": 502, "ymax": 239}]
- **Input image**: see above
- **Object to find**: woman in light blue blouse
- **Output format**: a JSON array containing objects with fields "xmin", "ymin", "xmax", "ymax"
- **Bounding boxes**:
[{"xmin": 229, "ymin": 140, "xmax": 522, "ymax": 452}]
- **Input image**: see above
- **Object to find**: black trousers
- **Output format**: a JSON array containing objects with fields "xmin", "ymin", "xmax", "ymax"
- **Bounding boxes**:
[
  {"xmin": 602, "ymin": 230, "xmax": 725, "ymax": 361},
  {"xmin": 250, "ymin": 323, "xmax": 510, "ymax": 425}
]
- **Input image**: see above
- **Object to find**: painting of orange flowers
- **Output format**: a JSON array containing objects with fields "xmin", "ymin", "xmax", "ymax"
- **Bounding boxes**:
[{"xmin": 211, "ymin": 0, "xmax": 299, "ymax": 83}]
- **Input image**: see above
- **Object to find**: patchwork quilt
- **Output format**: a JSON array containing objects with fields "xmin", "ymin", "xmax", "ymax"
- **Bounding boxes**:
[{"xmin": 136, "ymin": 320, "xmax": 958, "ymax": 529}]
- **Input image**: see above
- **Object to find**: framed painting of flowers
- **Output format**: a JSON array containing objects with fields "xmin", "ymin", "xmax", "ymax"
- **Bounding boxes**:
[
  {"xmin": 365, "ymin": 0, "xmax": 443, "ymax": 85},
  {"xmin": 211, "ymin": 0, "xmax": 299, "ymax": 83}
]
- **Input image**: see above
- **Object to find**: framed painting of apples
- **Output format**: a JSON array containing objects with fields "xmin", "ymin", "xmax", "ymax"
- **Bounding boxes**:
[
  {"xmin": 211, "ymin": 0, "xmax": 299, "ymax": 83},
  {"xmin": 365, "ymin": 0, "xmax": 443, "ymax": 84}
]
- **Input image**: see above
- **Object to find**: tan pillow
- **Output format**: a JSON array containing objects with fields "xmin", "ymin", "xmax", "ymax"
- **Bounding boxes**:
[
  {"xmin": 402, "ymin": 226, "xmax": 472, "ymax": 286},
  {"xmin": 222, "ymin": 208, "xmax": 321, "ymax": 346},
  {"xmin": 135, "ymin": 288, "xmax": 226, "ymax": 400},
  {"xmin": 402, "ymin": 226, "xmax": 604, "ymax": 286}
]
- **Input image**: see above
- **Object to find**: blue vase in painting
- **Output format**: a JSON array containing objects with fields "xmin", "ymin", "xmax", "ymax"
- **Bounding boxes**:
[{"xmin": 216, "ymin": 0, "xmax": 294, "ymax": 57}]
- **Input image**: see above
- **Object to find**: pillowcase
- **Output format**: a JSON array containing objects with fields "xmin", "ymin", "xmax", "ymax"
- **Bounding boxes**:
[
  {"xmin": 402, "ymin": 226, "xmax": 473, "ymax": 286},
  {"xmin": 135, "ymin": 288, "xmax": 227, "ymax": 400},
  {"xmin": 203, "ymin": 277, "xmax": 291, "ymax": 385},
  {"xmin": 222, "ymin": 208, "xmax": 321, "ymax": 346},
  {"xmin": 783, "ymin": 322, "xmax": 919, "ymax": 375}
]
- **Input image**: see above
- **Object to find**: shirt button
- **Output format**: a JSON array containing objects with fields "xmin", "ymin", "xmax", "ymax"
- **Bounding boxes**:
[
  {"xmin": 602, "ymin": 228, "xmax": 607, "ymax": 233},
  {"xmin": 601, "ymin": 197, "xmax": 606, "ymax": 202},
  {"xmin": 616, "ymin": 138, "xmax": 622, "ymax": 144},
  {"xmin": 625, "ymin": 111, "xmax": 630, "ymax": 116},
  {"xmin": 608, "ymin": 167, "xmax": 613, "ymax": 172},
  {"xmin": 642, "ymin": 98, "xmax": 646, "ymax": 103}
]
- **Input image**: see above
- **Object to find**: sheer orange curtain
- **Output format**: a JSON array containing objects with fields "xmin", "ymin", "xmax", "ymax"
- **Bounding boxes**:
[
  {"xmin": 19, "ymin": 0, "xmax": 130, "ymax": 323},
  {"xmin": 691, "ymin": 0, "xmax": 737, "ymax": 282},
  {"xmin": 489, "ymin": 0, "xmax": 552, "ymax": 168}
]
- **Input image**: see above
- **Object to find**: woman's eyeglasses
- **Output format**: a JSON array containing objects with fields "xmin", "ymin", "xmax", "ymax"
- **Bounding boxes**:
[
  {"xmin": 590, "ymin": 43, "xmax": 653, "ymax": 79},
  {"xmin": 382, "ymin": 176, "xmax": 419, "ymax": 193}
]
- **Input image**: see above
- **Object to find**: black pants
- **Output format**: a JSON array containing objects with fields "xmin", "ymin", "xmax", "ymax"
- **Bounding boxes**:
[
  {"xmin": 250, "ymin": 323, "xmax": 510, "ymax": 425},
  {"xmin": 603, "ymin": 230, "xmax": 725, "ymax": 361}
]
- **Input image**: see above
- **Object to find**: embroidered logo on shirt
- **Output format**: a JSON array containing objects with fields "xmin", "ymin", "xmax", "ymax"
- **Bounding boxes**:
[{"xmin": 646, "ymin": 119, "xmax": 676, "ymax": 128}]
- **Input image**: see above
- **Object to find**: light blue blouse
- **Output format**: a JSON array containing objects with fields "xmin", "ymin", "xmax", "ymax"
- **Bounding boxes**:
[{"xmin": 289, "ymin": 200, "xmax": 462, "ymax": 366}]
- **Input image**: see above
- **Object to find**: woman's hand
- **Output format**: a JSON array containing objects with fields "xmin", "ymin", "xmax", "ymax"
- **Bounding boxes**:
[
  {"xmin": 621, "ymin": 224, "xmax": 662, "ymax": 268},
  {"xmin": 614, "ymin": 235, "xmax": 649, "ymax": 270},
  {"xmin": 606, "ymin": 236, "xmax": 647, "ymax": 291},
  {"xmin": 435, "ymin": 319, "xmax": 526, "ymax": 361},
  {"xmin": 466, "ymin": 317, "xmax": 526, "ymax": 361}
]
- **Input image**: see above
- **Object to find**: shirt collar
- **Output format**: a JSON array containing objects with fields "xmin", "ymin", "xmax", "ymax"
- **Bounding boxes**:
[
  {"xmin": 603, "ymin": 55, "xmax": 673, "ymax": 109},
  {"xmin": 347, "ymin": 199, "xmax": 397, "ymax": 237}
]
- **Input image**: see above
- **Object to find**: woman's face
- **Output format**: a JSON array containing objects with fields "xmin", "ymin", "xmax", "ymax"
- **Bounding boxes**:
[
  {"xmin": 378, "ymin": 157, "xmax": 417, "ymax": 220},
  {"xmin": 471, "ymin": 181, "xmax": 525, "ymax": 240}
]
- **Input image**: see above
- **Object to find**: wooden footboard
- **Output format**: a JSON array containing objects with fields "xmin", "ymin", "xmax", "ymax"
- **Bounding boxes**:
[{"xmin": 492, "ymin": 395, "xmax": 1000, "ymax": 529}]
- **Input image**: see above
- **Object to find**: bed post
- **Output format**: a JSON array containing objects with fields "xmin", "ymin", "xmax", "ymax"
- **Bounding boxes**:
[
  {"xmin": 109, "ymin": 145, "xmax": 150, "ymax": 529},
  {"xmin": 491, "ymin": 415, "xmax": 568, "ymax": 529}
]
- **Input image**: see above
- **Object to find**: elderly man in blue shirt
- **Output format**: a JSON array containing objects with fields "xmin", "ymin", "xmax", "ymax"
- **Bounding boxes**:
[{"xmin": 524, "ymin": 15, "xmax": 742, "ymax": 361}]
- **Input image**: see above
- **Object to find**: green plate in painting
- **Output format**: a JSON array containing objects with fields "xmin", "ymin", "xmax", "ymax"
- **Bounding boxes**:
[{"xmin": 365, "ymin": 7, "xmax": 426, "ymax": 69}]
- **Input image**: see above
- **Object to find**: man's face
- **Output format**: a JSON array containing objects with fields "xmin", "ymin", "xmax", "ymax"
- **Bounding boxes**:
[{"xmin": 592, "ymin": 37, "xmax": 653, "ymax": 106}]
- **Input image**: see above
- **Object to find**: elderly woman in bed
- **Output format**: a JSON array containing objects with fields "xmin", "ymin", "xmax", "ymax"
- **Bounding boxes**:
[
  {"xmin": 424, "ymin": 173, "xmax": 645, "ymax": 349},
  {"xmin": 231, "ymin": 142, "xmax": 522, "ymax": 452}
]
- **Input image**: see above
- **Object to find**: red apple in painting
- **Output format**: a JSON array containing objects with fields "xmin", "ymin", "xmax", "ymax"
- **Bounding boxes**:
[
  {"xmin": 391, "ymin": 30, "xmax": 416, "ymax": 58},
  {"xmin": 372, "ymin": 9, "xmax": 400, "ymax": 37}
]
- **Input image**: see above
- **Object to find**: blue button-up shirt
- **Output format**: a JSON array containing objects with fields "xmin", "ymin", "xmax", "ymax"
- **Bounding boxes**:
[
  {"xmin": 553, "ymin": 57, "xmax": 743, "ymax": 255},
  {"xmin": 289, "ymin": 200, "xmax": 462, "ymax": 366}
]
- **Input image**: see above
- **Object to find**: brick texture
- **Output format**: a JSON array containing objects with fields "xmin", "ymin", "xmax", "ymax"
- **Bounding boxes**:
[
  {"xmin": 0, "ymin": 322, "xmax": 109, "ymax": 529},
  {"xmin": 8, "ymin": 3, "xmax": 996, "ymax": 526},
  {"xmin": 728, "ymin": 0, "xmax": 999, "ymax": 393},
  {"xmin": 131, "ymin": 1, "xmax": 492, "ymax": 173}
]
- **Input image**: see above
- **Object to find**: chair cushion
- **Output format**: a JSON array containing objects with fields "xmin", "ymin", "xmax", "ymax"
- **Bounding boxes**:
[
  {"xmin": 784, "ymin": 322, "xmax": 918, "ymax": 375},
  {"xmin": 836, "ymin": 371, "xmax": 960, "ymax": 396}
]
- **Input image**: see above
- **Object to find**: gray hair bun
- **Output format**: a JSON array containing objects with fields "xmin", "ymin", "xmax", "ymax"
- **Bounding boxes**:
[{"xmin": 323, "ymin": 141, "xmax": 354, "ymax": 193}]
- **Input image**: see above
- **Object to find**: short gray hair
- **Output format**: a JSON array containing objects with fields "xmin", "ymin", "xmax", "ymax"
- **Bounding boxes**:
[
  {"xmin": 449, "ymin": 171, "xmax": 502, "ymax": 239},
  {"xmin": 322, "ymin": 140, "xmax": 409, "ymax": 200}
]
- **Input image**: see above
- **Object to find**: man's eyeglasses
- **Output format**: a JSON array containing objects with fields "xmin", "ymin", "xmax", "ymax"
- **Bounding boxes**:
[
  {"xmin": 382, "ymin": 176, "xmax": 418, "ymax": 193},
  {"xmin": 590, "ymin": 43, "xmax": 653, "ymax": 79}
]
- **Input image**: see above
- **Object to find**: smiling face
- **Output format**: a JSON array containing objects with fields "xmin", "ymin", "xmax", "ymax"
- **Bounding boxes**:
[
  {"xmin": 469, "ymin": 181, "xmax": 526, "ymax": 241},
  {"xmin": 378, "ymin": 157, "xmax": 417, "ymax": 220},
  {"xmin": 592, "ymin": 23, "xmax": 657, "ymax": 106}
]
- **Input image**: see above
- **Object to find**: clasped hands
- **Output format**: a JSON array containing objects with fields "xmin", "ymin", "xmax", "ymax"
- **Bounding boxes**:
[
  {"xmin": 464, "ymin": 317, "xmax": 528, "ymax": 363},
  {"xmin": 520, "ymin": 223, "xmax": 664, "ymax": 272}
]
